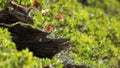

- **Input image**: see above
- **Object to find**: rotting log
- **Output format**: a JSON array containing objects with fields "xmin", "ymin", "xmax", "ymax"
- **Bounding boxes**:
[{"xmin": 0, "ymin": 24, "xmax": 70, "ymax": 58}]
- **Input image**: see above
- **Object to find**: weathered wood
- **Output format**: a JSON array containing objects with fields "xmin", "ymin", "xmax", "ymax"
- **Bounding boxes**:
[
  {"xmin": 0, "ymin": 10, "xmax": 18, "ymax": 24},
  {"xmin": 5, "ymin": 1, "xmax": 32, "ymax": 15},
  {"xmin": 0, "ymin": 24, "xmax": 70, "ymax": 58},
  {"xmin": 0, "ymin": 9, "xmax": 33, "ymax": 24},
  {"xmin": 0, "ymin": 1, "xmax": 33, "ymax": 24}
]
